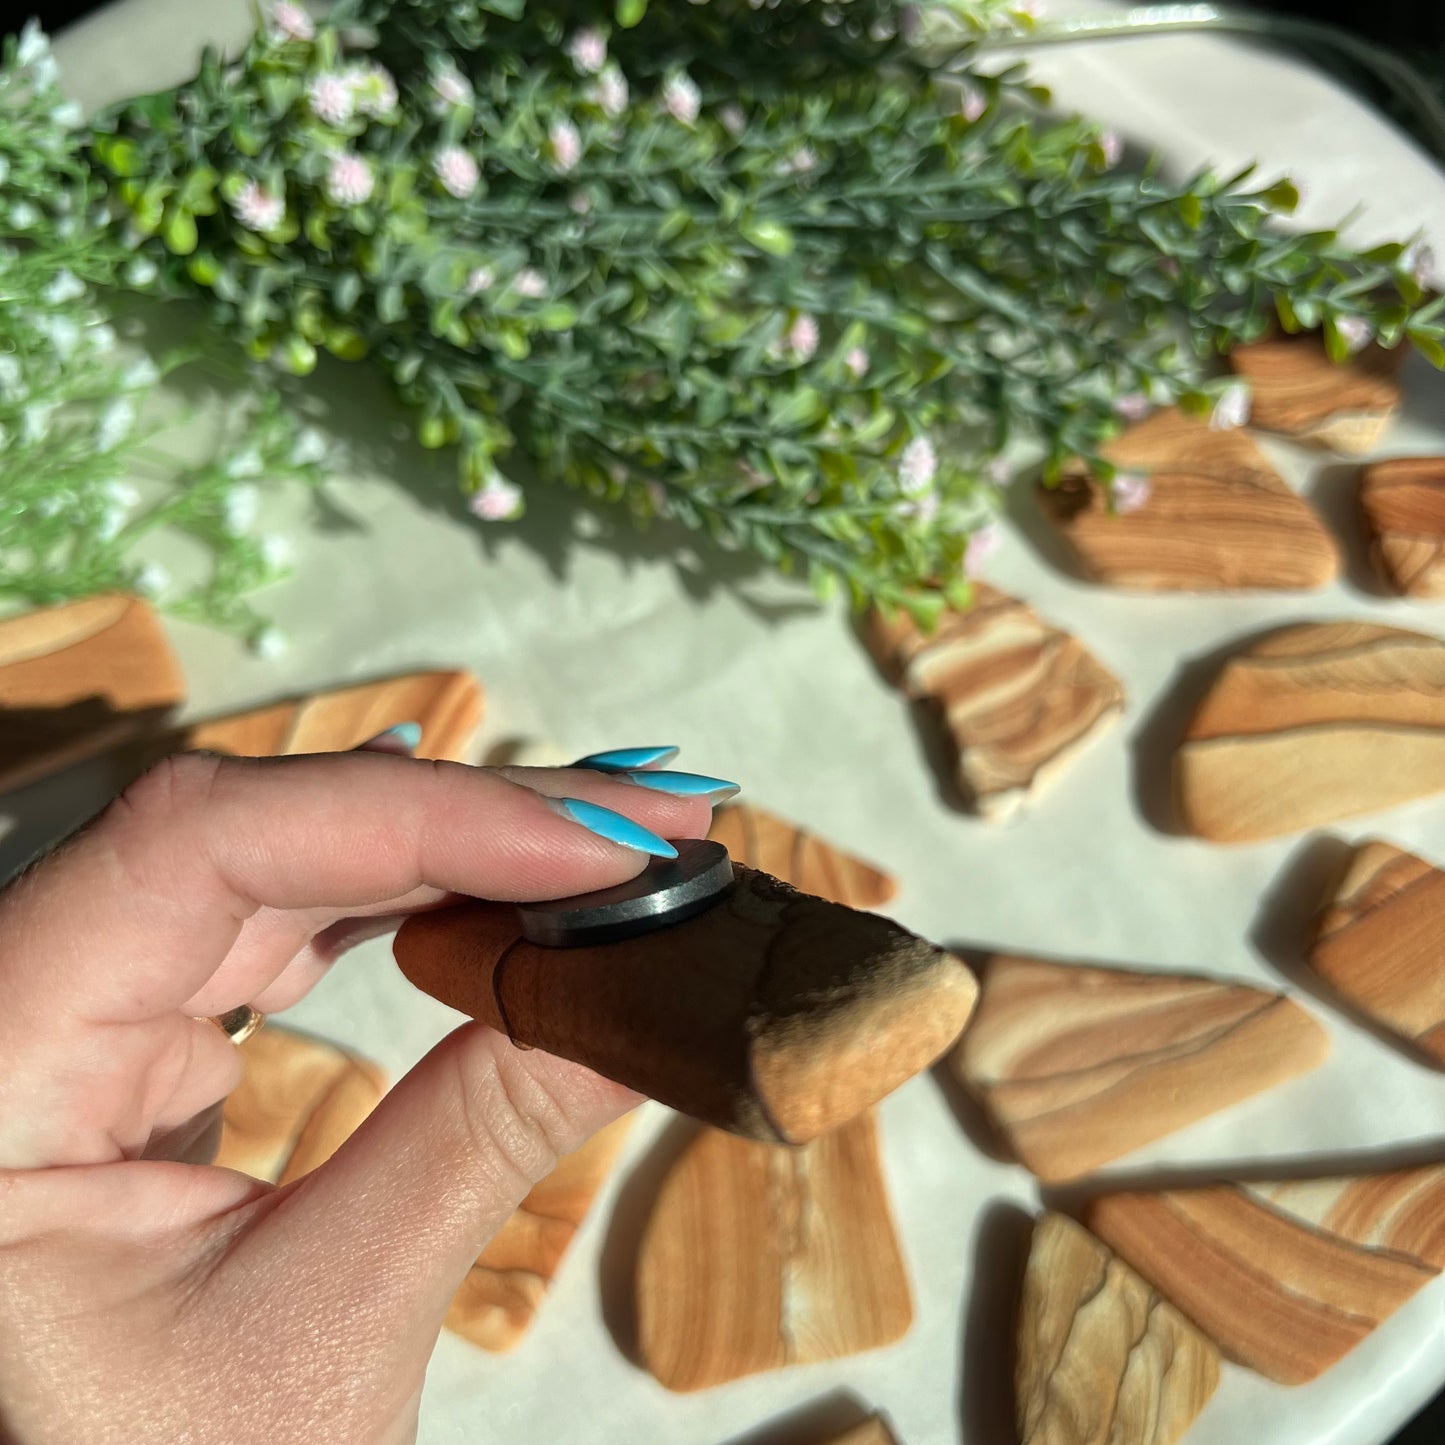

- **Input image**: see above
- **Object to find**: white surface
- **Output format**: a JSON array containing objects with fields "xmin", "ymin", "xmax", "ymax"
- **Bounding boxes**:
[{"xmin": 20, "ymin": 3, "xmax": 1445, "ymax": 1442}]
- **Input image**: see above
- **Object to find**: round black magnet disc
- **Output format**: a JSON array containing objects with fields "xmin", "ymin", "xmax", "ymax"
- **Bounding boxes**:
[{"xmin": 516, "ymin": 838, "xmax": 735, "ymax": 948}]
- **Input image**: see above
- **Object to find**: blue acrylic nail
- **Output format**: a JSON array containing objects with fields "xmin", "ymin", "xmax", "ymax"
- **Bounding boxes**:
[
  {"xmin": 380, "ymin": 721, "xmax": 423, "ymax": 751},
  {"xmin": 621, "ymin": 769, "xmax": 740, "ymax": 801},
  {"xmin": 546, "ymin": 797, "xmax": 679, "ymax": 858},
  {"xmin": 572, "ymin": 746, "xmax": 680, "ymax": 772}
]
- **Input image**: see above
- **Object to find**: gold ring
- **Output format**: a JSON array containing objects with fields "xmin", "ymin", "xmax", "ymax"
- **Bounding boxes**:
[{"xmin": 210, "ymin": 1005, "xmax": 265, "ymax": 1045}]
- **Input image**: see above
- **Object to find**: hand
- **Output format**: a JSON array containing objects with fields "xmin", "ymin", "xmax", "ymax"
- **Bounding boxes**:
[{"xmin": 0, "ymin": 746, "xmax": 713, "ymax": 1445}]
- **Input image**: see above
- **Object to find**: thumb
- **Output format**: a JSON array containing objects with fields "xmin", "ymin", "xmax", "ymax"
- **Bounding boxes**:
[{"xmin": 229, "ymin": 1023, "xmax": 638, "ymax": 1354}]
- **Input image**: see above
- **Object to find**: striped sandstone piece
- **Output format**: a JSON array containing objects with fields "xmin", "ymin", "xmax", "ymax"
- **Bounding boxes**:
[
  {"xmin": 1176, "ymin": 622, "xmax": 1445, "ymax": 842},
  {"xmin": 864, "ymin": 587, "xmax": 1124, "ymax": 820},
  {"xmin": 446, "ymin": 1116, "xmax": 635, "ymax": 1350},
  {"xmin": 1088, "ymin": 1169, "xmax": 1445, "ymax": 1384},
  {"xmin": 1311, "ymin": 839, "xmax": 1445, "ymax": 1068},
  {"xmin": 218, "ymin": 1027, "xmax": 628, "ymax": 1352},
  {"xmin": 1227, "ymin": 333, "xmax": 1403, "ymax": 455},
  {"xmin": 214, "ymin": 1026, "xmax": 387, "ymax": 1185},
  {"xmin": 1016, "ymin": 1213, "xmax": 1220, "ymax": 1445},
  {"xmin": 1358, "ymin": 457, "xmax": 1445, "ymax": 598},
  {"xmin": 0, "ymin": 594, "xmax": 185, "ymax": 791},
  {"xmin": 637, "ymin": 1111, "xmax": 913, "ymax": 1392},
  {"xmin": 708, "ymin": 803, "xmax": 896, "ymax": 910},
  {"xmin": 1037, "ymin": 409, "xmax": 1338, "ymax": 591},
  {"xmin": 184, "ymin": 670, "xmax": 483, "ymax": 762},
  {"xmin": 952, "ymin": 955, "xmax": 1328, "ymax": 1183}
]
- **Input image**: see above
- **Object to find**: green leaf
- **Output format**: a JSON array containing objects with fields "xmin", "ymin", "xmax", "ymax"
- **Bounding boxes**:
[
  {"xmin": 767, "ymin": 386, "xmax": 825, "ymax": 431},
  {"xmin": 740, "ymin": 219, "xmax": 795, "ymax": 257},
  {"xmin": 535, "ymin": 303, "xmax": 579, "ymax": 331},
  {"xmin": 162, "ymin": 207, "xmax": 198, "ymax": 256},
  {"xmin": 616, "ymin": 0, "xmax": 648, "ymax": 26}
]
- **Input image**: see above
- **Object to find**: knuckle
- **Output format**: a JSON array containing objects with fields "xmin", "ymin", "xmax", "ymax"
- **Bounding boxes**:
[
  {"xmin": 113, "ymin": 752, "xmax": 226, "ymax": 826},
  {"xmin": 453, "ymin": 1046, "xmax": 567, "ymax": 1196}
]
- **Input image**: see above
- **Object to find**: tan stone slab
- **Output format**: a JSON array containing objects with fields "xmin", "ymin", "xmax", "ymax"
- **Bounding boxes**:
[
  {"xmin": 864, "ymin": 586, "xmax": 1124, "ymax": 819},
  {"xmin": 1038, "ymin": 410, "xmax": 1338, "ymax": 590},
  {"xmin": 952, "ymin": 955, "xmax": 1328, "ymax": 1182},
  {"xmin": 1359, "ymin": 457, "xmax": 1445, "ymax": 598},
  {"xmin": 1088, "ymin": 1169, "xmax": 1445, "ymax": 1384},
  {"xmin": 1228, "ymin": 333, "xmax": 1403, "ymax": 454},
  {"xmin": 707, "ymin": 803, "xmax": 896, "ymax": 910},
  {"xmin": 0, "ymin": 594, "xmax": 185, "ymax": 791},
  {"xmin": 1017, "ymin": 1213, "xmax": 1220, "ymax": 1445},
  {"xmin": 636, "ymin": 1111, "xmax": 913, "ymax": 1392},
  {"xmin": 1312, "ymin": 839, "xmax": 1445, "ymax": 1068},
  {"xmin": 1176, "ymin": 621, "xmax": 1445, "ymax": 842}
]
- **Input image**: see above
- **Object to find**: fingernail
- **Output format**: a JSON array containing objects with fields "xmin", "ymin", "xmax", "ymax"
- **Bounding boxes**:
[
  {"xmin": 572, "ymin": 746, "xmax": 680, "ymax": 772},
  {"xmin": 543, "ymin": 797, "xmax": 679, "ymax": 858},
  {"xmin": 359, "ymin": 721, "xmax": 422, "ymax": 755},
  {"xmin": 620, "ymin": 769, "xmax": 740, "ymax": 802}
]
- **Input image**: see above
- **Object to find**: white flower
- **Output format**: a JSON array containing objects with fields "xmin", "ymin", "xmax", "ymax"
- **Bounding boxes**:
[
  {"xmin": 964, "ymin": 521, "xmax": 1001, "ymax": 577},
  {"xmin": 96, "ymin": 504, "xmax": 127, "ymax": 541},
  {"xmin": 9, "ymin": 203, "xmax": 40, "ymax": 230},
  {"xmin": 51, "ymin": 101, "xmax": 83, "ymax": 129},
  {"xmin": 549, "ymin": 119, "xmax": 582, "ymax": 173},
  {"xmin": 469, "ymin": 475, "xmax": 524, "ymax": 520},
  {"xmin": 719, "ymin": 104, "xmax": 747, "ymax": 138},
  {"xmin": 225, "ymin": 447, "xmax": 264, "ymax": 479},
  {"xmin": 567, "ymin": 28, "xmax": 607, "ymax": 76},
  {"xmin": 1335, "ymin": 315, "xmax": 1374, "ymax": 354},
  {"xmin": 289, "ymin": 427, "xmax": 328, "ymax": 465},
  {"xmin": 37, "ymin": 315, "xmax": 80, "ymax": 359},
  {"xmin": 270, "ymin": 2, "xmax": 314, "ymax": 41},
  {"xmin": 900, "ymin": 490, "xmax": 939, "ymax": 526},
  {"xmin": 122, "ymin": 257, "xmax": 157, "ymax": 287},
  {"xmin": 786, "ymin": 145, "xmax": 818, "ymax": 176},
  {"xmin": 87, "ymin": 323, "xmax": 117, "ymax": 355},
  {"xmin": 1111, "ymin": 472, "xmax": 1152, "ymax": 514},
  {"xmin": 103, "ymin": 480, "xmax": 141, "ymax": 508},
  {"xmin": 844, "ymin": 346, "xmax": 870, "ymax": 380},
  {"xmin": 1210, "ymin": 382, "xmax": 1251, "ymax": 431},
  {"xmin": 96, "ymin": 399, "xmax": 136, "ymax": 451},
  {"xmin": 36, "ymin": 493, "xmax": 65, "ymax": 518},
  {"xmin": 17, "ymin": 20, "xmax": 48, "ymax": 69},
  {"xmin": 222, "ymin": 484, "xmax": 260, "ymax": 536},
  {"xmin": 513, "ymin": 267, "xmax": 546, "ymax": 299},
  {"xmin": 958, "ymin": 82, "xmax": 987, "ymax": 123},
  {"xmin": 253, "ymin": 627, "xmax": 289, "ymax": 659},
  {"xmin": 233, "ymin": 180, "xmax": 285, "ymax": 232},
  {"xmin": 0, "ymin": 354, "xmax": 21, "ymax": 397},
  {"xmin": 433, "ymin": 146, "xmax": 479, "ymax": 198},
  {"xmin": 898, "ymin": 436, "xmax": 937, "ymax": 494},
  {"xmin": 121, "ymin": 357, "xmax": 160, "ymax": 390},
  {"xmin": 308, "ymin": 73, "xmax": 355, "ymax": 126},
  {"xmin": 787, "ymin": 313, "xmax": 819, "ymax": 362},
  {"xmin": 569, "ymin": 189, "xmax": 592, "ymax": 216},
  {"xmin": 0, "ymin": 159, "xmax": 9, "ymax": 188},
  {"xmin": 464, "ymin": 265, "xmax": 495, "ymax": 296},
  {"xmin": 349, "ymin": 64, "xmax": 398, "ymax": 120},
  {"xmin": 594, "ymin": 66, "xmax": 628, "ymax": 119},
  {"xmin": 325, "ymin": 153, "xmax": 374, "ymax": 206},
  {"xmin": 259, "ymin": 534, "xmax": 292, "ymax": 569},
  {"xmin": 662, "ymin": 71, "xmax": 700, "ymax": 126},
  {"xmin": 1098, "ymin": 130, "xmax": 1123, "ymax": 168},
  {"xmin": 1404, "ymin": 240, "xmax": 1437, "ymax": 287},
  {"xmin": 1012, "ymin": 0, "xmax": 1044, "ymax": 17},
  {"xmin": 1113, "ymin": 391, "xmax": 1150, "ymax": 421},
  {"xmin": 983, "ymin": 455, "xmax": 1013, "ymax": 487},
  {"xmin": 21, "ymin": 403, "xmax": 54, "ymax": 445},
  {"xmin": 431, "ymin": 66, "xmax": 472, "ymax": 110},
  {"xmin": 134, "ymin": 562, "xmax": 170, "ymax": 597}
]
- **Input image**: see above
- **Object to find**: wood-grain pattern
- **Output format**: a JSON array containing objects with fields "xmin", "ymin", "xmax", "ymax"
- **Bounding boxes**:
[
  {"xmin": 1038, "ymin": 410, "xmax": 1338, "ymax": 591},
  {"xmin": 636, "ymin": 1111, "xmax": 912, "ymax": 1392},
  {"xmin": 1227, "ymin": 333, "xmax": 1403, "ymax": 454},
  {"xmin": 707, "ymin": 803, "xmax": 896, "ymax": 910},
  {"xmin": 446, "ymin": 1116, "xmax": 634, "ymax": 1351},
  {"xmin": 864, "ymin": 586, "xmax": 1124, "ymax": 820},
  {"xmin": 1312, "ymin": 839, "xmax": 1445, "ymax": 1067},
  {"xmin": 1176, "ymin": 621, "xmax": 1445, "ymax": 842},
  {"xmin": 1088, "ymin": 1168, "xmax": 1445, "ymax": 1384},
  {"xmin": 0, "ymin": 594, "xmax": 185, "ymax": 791},
  {"xmin": 185, "ymin": 670, "xmax": 483, "ymax": 762},
  {"xmin": 396, "ymin": 867, "xmax": 977, "ymax": 1144},
  {"xmin": 1358, "ymin": 457, "xmax": 1445, "ymax": 597},
  {"xmin": 952, "ymin": 955, "xmax": 1328, "ymax": 1182},
  {"xmin": 1016, "ymin": 1213, "xmax": 1220, "ymax": 1445}
]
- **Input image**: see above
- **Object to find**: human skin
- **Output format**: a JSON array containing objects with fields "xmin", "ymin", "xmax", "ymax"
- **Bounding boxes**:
[{"xmin": 0, "ymin": 749, "xmax": 711, "ymax": 1444}]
